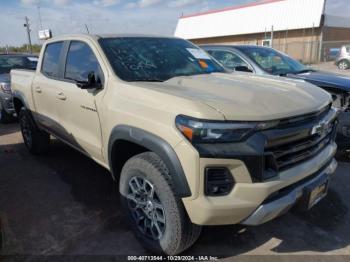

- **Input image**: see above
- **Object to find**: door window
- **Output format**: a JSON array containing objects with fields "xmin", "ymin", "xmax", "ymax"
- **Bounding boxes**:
[
  {"xmin": 41, "ymin": 42, "xmax": 64, "ymax": 78},
  {"xmin": 208, "ymin": 50, "xmax": 251, "ymax": 71},
  {"xmin": 64, "ymin": 41, "xmax": 104, "ymax": 84}
]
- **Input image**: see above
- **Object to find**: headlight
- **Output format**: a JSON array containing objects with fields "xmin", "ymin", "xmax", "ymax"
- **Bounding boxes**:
[
  {"xmin": 0, "ymin": 82, "xmax": 11, "ymax": 94},
  {"xmin": 176, "ymin": 115, "xmax": 265, "ymax": 143}
]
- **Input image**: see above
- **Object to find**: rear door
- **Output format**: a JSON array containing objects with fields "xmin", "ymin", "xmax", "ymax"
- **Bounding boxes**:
[
  {"xmin": 55, "ymin": 40, "xmax": 105, "ymax": 162},
  {"xmin": 32, "ymin": 41, "xmax": 65, "ymax": 134}
]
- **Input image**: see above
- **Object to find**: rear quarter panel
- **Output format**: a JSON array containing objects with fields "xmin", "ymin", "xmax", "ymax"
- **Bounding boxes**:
[{"xmin": 11, "ymin": 69, "xmax": 36, "ymax": 111}]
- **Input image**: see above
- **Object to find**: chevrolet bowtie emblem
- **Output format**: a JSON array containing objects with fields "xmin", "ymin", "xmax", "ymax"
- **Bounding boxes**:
[{"xmin": 311, "ymin": 120, "xmax": 331, "ymax": 136}]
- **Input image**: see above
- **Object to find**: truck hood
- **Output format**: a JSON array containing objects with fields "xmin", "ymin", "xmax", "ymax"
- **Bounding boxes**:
[
  {"xmin": 131, "ymin": 73, "xmax": 332, "ymax": 121},
  {"xmin": 288, "ymin": 70, "xmax": 350, "ymax": 92}
]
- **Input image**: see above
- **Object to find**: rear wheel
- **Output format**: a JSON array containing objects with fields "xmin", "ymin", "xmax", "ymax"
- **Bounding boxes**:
[
  {"xmin": 338, "ymin": 60, "xmax": 350, "ymax": 70},
  {"xmin": 19, "ymin": 108, "xmax": 50, "ymax": 154},
  {"xmin": 0, "ymin": 108, "xmax": 14, "ymax": 124},
  {"xmin": 119, "ymin": 152, "xmax": 201, "ymax": 255}
]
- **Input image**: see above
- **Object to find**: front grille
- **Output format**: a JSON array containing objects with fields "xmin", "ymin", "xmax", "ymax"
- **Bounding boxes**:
[
  {"xmin": 264, "ymin": 106, "xmax": 337, "ymax": 173},
  {"xmin": 276, "ymin": 103, "xmax": 331, "ymax": 129}
]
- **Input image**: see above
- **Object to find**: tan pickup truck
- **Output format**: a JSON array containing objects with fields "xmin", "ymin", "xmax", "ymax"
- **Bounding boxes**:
[{"xmin": 11, "ymin": 34, "xmax": 338, "ymax": 255}]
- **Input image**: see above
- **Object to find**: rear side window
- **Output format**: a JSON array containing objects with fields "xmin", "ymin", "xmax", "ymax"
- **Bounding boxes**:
[
  {"xmin": 64, "ymin": 41, "xmax": 104, "ymax": 84},
  {"xmin": 41, "ymin": 42, "xmax": 64, "ymax": 78}
]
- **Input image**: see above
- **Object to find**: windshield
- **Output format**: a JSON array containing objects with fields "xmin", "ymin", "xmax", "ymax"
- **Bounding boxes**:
[
  {"xmin": 99, "ymin": 37, "xmax": 225, "ymax": 82},
  {"xmin": 237, "ymin": 47, "xmax": 308, "ymax": 75},
  {"xmin": 0, "ymin": 55, "xmax": 38, "ymax": 74}
]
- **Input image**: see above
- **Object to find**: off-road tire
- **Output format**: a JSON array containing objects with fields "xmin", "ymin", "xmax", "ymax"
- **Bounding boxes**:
[
  {"xmin": 119, "ymin": 152, "xmax": 201, "ymax": 255},
  {"xmin": 19, "ymin": 108, "xmax": 50, "ymax": 154},
  {"xmin": 0, "ymin": 108, "xmax": 14, "ymax": 124}
]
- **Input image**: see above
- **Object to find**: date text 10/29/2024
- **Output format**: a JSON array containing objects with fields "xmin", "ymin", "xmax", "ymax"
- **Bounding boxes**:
[{"xmin": 127, "ymin": 256, "xmax": 219, "ymax": 261}]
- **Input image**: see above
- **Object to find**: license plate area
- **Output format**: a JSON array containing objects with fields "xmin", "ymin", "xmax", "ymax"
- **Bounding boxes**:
[{"xmin": 299, "ymin": 175, "xmax": 329, "ymax": 210}]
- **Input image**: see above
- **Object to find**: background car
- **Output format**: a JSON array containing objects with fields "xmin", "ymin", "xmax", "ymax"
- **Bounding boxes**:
[
  {"xmin": 327, "ymin": 48, "xmax": 341, "ymax": 61},
  {"xmin": 335, "ymin": 45, "xmax": 350, "ymax": 70},
  {"xmin": 201, "ymin": 44, "xmax": 350, "ymax": 149},
  {"xmin": 0, "ymin": 54, "xmax": 38, "ymax": 123}
]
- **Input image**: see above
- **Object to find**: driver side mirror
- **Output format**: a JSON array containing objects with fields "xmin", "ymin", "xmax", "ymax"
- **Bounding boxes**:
[
  {"xmin": 234, "ymin": 65, "xmax": 253, "ymax": 73},
  {"xmin": 76, "ymin": 71, "xmax": 103, "ymax": 90}
]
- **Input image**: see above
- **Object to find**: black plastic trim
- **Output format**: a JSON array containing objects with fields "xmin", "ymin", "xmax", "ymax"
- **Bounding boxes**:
[
  {"xmin": 195, "ymin": 132, "xmax": 269, "ymax": 182},
  {"xmin": 108, "ymin": 125, "xmax": 191, "ymax": 198},
  {"xmin": 262, "ymin": 159, "xmax": 333, "ymax": 205},
  {"xmin": 204, "ymin": 167, "xmax": 234, "ymax": 196},
  {"xmin": 195, "ymin": 107, "xmax": 338, "ymax": 182}
]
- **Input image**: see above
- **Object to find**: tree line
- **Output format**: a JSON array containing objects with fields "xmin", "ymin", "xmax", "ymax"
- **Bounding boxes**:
[{"xmin": 0, "ymin": 44, "xmax": 42, "ymax": 54}]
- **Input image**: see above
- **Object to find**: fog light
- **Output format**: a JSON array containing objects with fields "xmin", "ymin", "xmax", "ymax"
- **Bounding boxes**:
[{"xmin": 205, "ymin": 167, "xmax": 234, "ymax": 196}]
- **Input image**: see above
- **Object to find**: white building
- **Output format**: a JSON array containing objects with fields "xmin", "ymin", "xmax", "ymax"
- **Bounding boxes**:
[{"xmin": 175, "ymin": 0, "xmax": 350, "ymax": 62}]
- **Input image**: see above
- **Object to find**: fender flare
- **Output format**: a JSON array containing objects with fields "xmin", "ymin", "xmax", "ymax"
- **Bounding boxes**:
[
  {"xmin": 12, "ymin": 91, "xmax": 30, "ymax": 113},
  {"xmin": 108, "ymin": 125, "xmax": 191, "ymax": 198}
]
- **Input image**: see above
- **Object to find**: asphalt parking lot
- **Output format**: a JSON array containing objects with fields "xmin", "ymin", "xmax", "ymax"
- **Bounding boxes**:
[{"xmin": 1, "ymin": 122, "xmax": 350, "ymax": 260}]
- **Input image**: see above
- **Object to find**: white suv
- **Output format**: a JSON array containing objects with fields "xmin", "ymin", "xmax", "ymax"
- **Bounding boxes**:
[{"xmin": 336, "ymin": 45, "xmax": 350, "ymax": 70}]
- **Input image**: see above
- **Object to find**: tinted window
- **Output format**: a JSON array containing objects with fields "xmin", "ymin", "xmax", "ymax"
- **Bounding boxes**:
[
  {"xmin": 42, "ymin": 42, "xmax": 64, "ymax": 78},
  {"xmin": 237, "ymin": 47, "xmax": 307, "ymax": 75},
  {"xmin": 208, "ymin": 50, "xmax": 249, "ymax": 70},
  {"xmin": 65, "ymin": 41, "xmax": 103, "ymax": 84},
  {"xmin": 99, "ymin": 37, "xmax": 225, "ymax": 82},
  {"xmin": 0, "ymin": 56, "xmax": 38, "ymax": 74}
]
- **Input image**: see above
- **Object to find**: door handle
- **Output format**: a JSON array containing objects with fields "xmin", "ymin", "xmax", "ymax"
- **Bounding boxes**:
[
  {"xmin": 34, "ymin": 87, "xmax": 42, "ymax": 93},
  {"xmin": 56, "ymin": 92, "xmax": 67, "ymax": 101}
]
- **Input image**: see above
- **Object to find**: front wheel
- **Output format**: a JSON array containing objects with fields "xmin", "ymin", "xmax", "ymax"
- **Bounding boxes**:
[
  {"xmin": 19, "ymin": 108, "xmax": 50, "ymax": 154},
  {"xmin": 338, "ymin": 60, "xmax": 350, "ymax": 70},
  {"xmin": 119, "ymin": 152, "xmax": 201, "ymax": 255}
]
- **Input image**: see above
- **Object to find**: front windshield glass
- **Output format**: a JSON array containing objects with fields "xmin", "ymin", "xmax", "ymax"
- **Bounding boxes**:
[
  {"xmin": 238, "ymin": 47, "xmax": 308, "ymax": 75},
  {"xmin": 99, "ymin": 37, "xmax": 225, "ymax": 82},
  {"xmin": 0, "ymin": 56, "xmax": 38, "ymax": 74}
]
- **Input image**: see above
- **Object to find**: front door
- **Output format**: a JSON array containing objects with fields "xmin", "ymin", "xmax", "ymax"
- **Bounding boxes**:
[{"xmin": 56, "ymin": 40, "xmax": 105, "ymax": 162}]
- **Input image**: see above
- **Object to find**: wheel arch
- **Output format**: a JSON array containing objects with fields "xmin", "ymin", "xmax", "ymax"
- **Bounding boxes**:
[
  {"xmin": 12, "ymin": 93, "xmax": 28, "ymax": 115},
  {"xmin": 108, "ymin": 125, "xmax": 191, "ymax": 198}
]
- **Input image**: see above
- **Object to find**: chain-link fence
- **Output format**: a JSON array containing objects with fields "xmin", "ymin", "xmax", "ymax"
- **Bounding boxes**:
[{"xmin": 272, "ymin": 40, "xmax": 350, "ymax": 64}]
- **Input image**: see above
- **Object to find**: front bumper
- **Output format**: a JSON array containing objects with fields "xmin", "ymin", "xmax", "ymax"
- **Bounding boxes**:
[
  {"xmin": 0, "ymin": 92, "xmax": 15, "ymax": 114},
  {"xmin": 242, "ymin": 158, "xmax": 337, "ymax": 226},
  {"xmin": 182, "ymin": 142, "xmax": 337, "ymax": 226}
]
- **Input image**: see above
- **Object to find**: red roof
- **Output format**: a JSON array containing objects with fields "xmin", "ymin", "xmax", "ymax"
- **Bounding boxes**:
[{"xmin": 180, "ymin": 0, "xmax": 285, "ymax": 19}]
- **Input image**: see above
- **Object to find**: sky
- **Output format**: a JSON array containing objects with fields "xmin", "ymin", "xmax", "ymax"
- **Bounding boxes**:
[{"xmin": 0, "ymin": 0, "xmax": 348, "ymax": 46}]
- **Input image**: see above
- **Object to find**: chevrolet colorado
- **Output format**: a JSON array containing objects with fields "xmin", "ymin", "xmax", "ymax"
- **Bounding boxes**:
[{"xmin": 11, "ymin": 34, "xmax": 338, "ymax": 255}]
